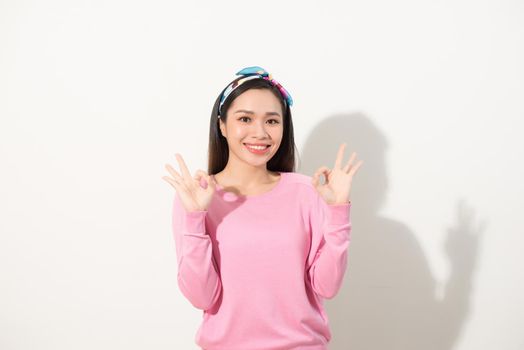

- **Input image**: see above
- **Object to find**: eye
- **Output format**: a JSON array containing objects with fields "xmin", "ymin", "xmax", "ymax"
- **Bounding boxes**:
[{"xmin": 238, "ymin": 116, "xmax": 281, "ymax": 124}]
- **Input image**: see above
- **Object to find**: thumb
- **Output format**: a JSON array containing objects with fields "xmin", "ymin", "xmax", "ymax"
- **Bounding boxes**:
[{"xmin": 193, "ymin": 169, "xmax": 207, "ymax": 188}]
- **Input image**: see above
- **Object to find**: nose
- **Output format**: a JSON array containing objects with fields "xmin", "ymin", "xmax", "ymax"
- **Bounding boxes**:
[{"xmin": 251, "ymin": 119, "xmax": 270, "ymax": 138}]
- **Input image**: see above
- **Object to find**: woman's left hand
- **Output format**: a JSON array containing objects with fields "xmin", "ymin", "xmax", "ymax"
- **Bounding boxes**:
[{"xmin": 312, "ymin": 143, "xmax": 364, "ymax": 205}]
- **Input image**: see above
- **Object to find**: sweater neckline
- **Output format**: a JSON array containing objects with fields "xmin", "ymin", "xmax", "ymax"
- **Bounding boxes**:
[{"xmin": 211, "ymin": 172, "xmax": 287, "ymax": 200}]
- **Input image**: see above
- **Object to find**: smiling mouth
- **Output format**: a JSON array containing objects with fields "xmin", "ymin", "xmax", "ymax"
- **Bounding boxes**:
[
  {"xmin": 244, "ymin": 143, "xmax": 271, "ymax": 149},
  {"xmin": 244, "ymin": 143, "xmax": 271, "ymax": 154}
]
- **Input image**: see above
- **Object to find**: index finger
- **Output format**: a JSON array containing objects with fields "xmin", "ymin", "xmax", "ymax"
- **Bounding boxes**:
[{"xmin": 175, "ymin": 153, "xmax": 192, "ymax": 180}]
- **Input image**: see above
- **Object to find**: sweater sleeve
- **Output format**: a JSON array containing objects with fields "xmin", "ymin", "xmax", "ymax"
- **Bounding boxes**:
[
  {"xmin": 171, "ymin": 194, "xmax": 222, "ymax": 310},
  {"xmin": 306, "ymin": 190, "xmax": 352, "ymax": 299}
]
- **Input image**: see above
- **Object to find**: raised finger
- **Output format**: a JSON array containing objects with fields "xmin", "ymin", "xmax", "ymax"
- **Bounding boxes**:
[
  {"xmin": 334, "ymin": 143, "xmax": 346, "ymax": 170},
  {"xmin": 175, "ymin": 153, "xmax": 192, "ymax": 181},
  {"xmin": 342, "ymin": 152, "xmax": 357, "ymax": 173},
  {"xmin": 162, "ymin": 175, "xmax": 180, "ymax": 190},
  {"xmin": 165, "ymin": 163, "xmax": 183, "ymax": 182},
  {"xmin": 348, "ymin": 159, "xmax": 364, "ymax": 176}
]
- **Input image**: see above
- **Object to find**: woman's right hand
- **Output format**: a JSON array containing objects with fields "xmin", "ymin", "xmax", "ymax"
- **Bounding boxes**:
[{"xmin": 162, "ymin": 153, "xmax": 216, "ymax": 212}]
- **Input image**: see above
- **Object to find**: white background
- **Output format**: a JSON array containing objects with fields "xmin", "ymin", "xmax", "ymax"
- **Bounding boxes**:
[{"xmin": 1, "ymin": 0, "xmax": 523, "ymax": 349}]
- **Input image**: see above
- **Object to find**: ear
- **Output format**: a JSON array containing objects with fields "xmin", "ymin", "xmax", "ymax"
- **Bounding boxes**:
[{"xmin": 219, "ymin": 118, "xmax": 227, "ymax": 137}]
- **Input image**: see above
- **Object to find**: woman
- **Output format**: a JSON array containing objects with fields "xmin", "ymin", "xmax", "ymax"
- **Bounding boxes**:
[{"xmin": 162, "ymin": 66, "xmax": 363, "ymax": 350}]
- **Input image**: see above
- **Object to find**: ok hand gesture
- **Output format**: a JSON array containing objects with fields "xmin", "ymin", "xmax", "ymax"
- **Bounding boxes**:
[
  {"xmin": 162, "ymin": 153, "xmax": 216, "ymax": 212},
  {"xmin": 312, "ymin": 143, "xmax": 363, "ymax": 205}
]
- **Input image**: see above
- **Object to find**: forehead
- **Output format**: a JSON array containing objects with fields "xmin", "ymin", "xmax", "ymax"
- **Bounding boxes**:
[{"xmin": 229, "ymin": 89, "xmax": 283, "ymax": 114}]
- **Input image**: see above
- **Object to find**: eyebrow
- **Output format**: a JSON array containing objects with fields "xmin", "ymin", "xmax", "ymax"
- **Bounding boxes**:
[{"xmin": 234, "ymin": 109, "xmax": 281, "ymax": 117}]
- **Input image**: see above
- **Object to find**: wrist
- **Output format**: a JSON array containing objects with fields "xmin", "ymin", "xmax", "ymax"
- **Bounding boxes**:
[{"xmin": 330, "ymin": 197, "xmax": 351, "ymax": 205}]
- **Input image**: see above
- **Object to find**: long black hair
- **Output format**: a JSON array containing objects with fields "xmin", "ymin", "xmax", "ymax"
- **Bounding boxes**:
[{"xmin": 207, "ymin": 77, "xmax": 298, "ymax": 175}]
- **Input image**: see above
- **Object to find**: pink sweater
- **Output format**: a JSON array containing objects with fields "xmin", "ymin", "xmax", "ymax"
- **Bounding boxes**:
[{"xmin": 171, "ymin": 171, "xmax": 352, "ymax": 350}]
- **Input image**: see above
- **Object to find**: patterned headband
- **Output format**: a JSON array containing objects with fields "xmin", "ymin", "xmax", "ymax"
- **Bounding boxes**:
[{"xmin": 217, "ymin": 66, "xmax": 293, "ymax": 118}]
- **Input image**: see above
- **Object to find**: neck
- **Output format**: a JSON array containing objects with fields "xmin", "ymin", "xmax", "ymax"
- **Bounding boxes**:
[{"xmin": 216, "ymin": 161, "xmax": 277, "ymax": 188}]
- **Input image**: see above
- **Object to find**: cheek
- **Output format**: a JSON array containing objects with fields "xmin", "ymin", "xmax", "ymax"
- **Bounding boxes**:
[
  {"xmin": 230, "ymin": 126, "xmax": 246, "ymax": 138},
  {"xmin": 272, "ymin": 126, "xmax": 284, "ymax": 140}
]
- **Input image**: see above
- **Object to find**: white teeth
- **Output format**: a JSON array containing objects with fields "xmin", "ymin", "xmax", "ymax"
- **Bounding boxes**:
[{"xmin": 245, "ymin": 144, "xmax": 268, "ymax": 150}]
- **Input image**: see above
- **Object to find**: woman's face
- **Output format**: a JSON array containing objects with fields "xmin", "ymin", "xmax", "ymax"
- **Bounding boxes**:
[{"xmin": 219, "ymin": 88, "xmax": 284, "ymax": 169}]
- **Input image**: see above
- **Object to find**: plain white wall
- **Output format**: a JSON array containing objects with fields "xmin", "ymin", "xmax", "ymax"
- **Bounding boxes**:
[{"xmin": 1, "ymin": 0, "xmax": 523, "ymax": 349}]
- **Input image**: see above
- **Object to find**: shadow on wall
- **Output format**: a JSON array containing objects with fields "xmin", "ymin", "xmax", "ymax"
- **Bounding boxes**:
[{"xmin": 298, "ymin": 112, "xmax": 485, "ymax": 350}]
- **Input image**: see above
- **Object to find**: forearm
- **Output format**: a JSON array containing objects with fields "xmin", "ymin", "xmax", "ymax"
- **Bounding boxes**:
[
  {"xmin": 174, "ymin": 208, "xmax": 222, "ymax": 310},
  {"xmin": 309, "ymin": 203, "xmax": 352, "ymax": 299}
]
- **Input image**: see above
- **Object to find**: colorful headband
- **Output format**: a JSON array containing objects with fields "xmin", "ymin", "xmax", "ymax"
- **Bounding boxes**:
[{"xmin": 217, "ymin": 66, "xmax": 293, "ymax": 118}]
